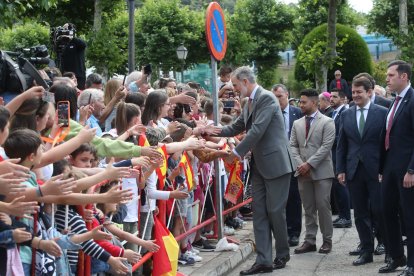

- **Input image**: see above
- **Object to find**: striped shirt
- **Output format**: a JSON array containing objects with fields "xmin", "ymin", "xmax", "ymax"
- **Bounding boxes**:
[{"xmin": 55, "ymin": 208, "xmax": 111, "ymax": 267}]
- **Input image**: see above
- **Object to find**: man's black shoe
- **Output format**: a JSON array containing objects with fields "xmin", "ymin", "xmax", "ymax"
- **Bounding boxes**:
[
  {"xmin": 379, "ymin": 256, "xmax": 407, "ymax": 273},
  {"xmin": 349, "ymin": 244, "xmax": 362, "ymax": 256},
  {"xmin": 273, "ymin": 255, "xmax": 290, "ymax": 269},
  {"xmin": 399, "ymin": 267, "xmax": 414, "ymax": 276},
  {"xmin": 333, "ymin": 218, "xmax": 352, "ymax": 228},
  {"xmin": 288, "ymin": 236, "xmax": 299, "ymax": 247},
  {"xmin": 375, "ymin": 243, "xmax": 386, "ymax": 255},
  {"xmin": 352, "ymin": 253, "xmax": 373, "ymax": 266},
  {"xmin": 240, "ymin": 263, "xmax": 273, "ymax": 275}
]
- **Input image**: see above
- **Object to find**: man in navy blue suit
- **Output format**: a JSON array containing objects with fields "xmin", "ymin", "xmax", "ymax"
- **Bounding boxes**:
[
  {"xmin": 379, "ymin": 60, "xmax": 414, "ymax": 276},
  {"xmin": 337, "ymin": 77, "xmax": 387, "ymax": 266},
  {"xmin": 329, "ymin": 89, "xmax": 351, "ymax": 229},
  {"xmin": 273, "ymin": 84, "xmax": 303, "ymax": 247}
]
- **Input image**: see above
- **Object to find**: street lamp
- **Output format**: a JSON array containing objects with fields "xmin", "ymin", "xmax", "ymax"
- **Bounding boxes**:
[{"xmin": 176, "ymin": 44, "xmax": 188, "ymax": 83}]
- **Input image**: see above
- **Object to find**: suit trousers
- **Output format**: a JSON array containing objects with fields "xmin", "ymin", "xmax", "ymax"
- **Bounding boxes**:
[
  {"xmin": 286, "ymin": 175, "xmax": 302, "ymax": 237},
  {"xmin": 382, "ymin": 167, "xmax": 414, "ymax": 266},
  {"xmin": 333, "ymin": 176, "xmax": 351, "ymax": 220},
  {"xmin": 348, "ymin": 162, "xmax": 384, "ymax": 254},
  {"xmin": 298, "ymin": 178, "xmax": 333, "ymax": 244},
  {"xmin": 251, "ymin": 162, "xmax": 290, "ymax": 265}
]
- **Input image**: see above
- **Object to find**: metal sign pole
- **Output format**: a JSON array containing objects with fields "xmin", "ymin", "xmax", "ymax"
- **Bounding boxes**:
[
  {"xmin": 211, "ymin": 55, "xmax": 224, "ymax": 240},
  {"xmin": 128, "ymin": 0, "xmax": 135, "ymax": 73}
]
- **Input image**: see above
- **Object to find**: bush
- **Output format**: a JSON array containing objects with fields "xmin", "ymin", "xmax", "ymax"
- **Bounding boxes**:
[
  {"xmin": 0, "ymin": 22, "xmax": 50, "ymax": 51},
  {"xmin": 295, "ymin": 23, "xmax": 372, "ymax": 86}
]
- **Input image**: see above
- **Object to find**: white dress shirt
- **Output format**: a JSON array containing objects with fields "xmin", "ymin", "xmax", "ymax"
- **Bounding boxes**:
[
  {"xmin": 386, "ymin": 83, "xmax": 410, "ymax": 130},
  {"xmin": 356, "ymin": 101, "xmax": 371, "ymax": 130}
]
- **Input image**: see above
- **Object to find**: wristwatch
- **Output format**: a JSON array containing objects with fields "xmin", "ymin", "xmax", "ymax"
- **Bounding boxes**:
[{"xmin": 407, "ymin": 169, "xmax": 414, "ymax": 175}]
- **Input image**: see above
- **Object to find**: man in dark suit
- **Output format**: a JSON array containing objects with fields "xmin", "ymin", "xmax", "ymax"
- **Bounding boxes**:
[
  {"xmin": 319, "ymin": 92, "xmax": 334, "ymax": 117},
  {"xmin": 379, "ymin": 60, "xmax": 414, "ymax": 276},
  {"xmin": 207, "ymin": 67, "xmax": 294, "ymax": 275},
  {"xmin": 353, "ymin": 73, "xmax": 392, "ymax": 109},
  {"xmin": 329, "ymin": 70, "xmax": 351, "ymax": 101},
  {"xmin": 329, "ymin": 89, "xmax": 352, "ymax": 228},
  {"xmin": 273, "ymin": 84, "xmax": 303, "ymax": 247},
  {"xmin": 337, "ymin": 76, "xmax": 387, "ymax": 266}
]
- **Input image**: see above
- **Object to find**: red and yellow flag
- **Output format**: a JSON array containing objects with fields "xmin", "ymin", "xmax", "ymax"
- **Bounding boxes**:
[
  {"xmin": 138, "ymin": 134, "xmax": 150, "ymax": 147},
  {"xmin": 224, "ymin": 160, "xmax": 244, "ymax": 204},
  {"xmin": 156, "ymin": 145, "xmax": 168, "ymax": 190},
  {"xmin": 152, "ymin": 216, "xmax": 179, "ymax": 276},
  {"xmin": 179, "ymin": 152, "xmax": 194, "ymax": 191}
]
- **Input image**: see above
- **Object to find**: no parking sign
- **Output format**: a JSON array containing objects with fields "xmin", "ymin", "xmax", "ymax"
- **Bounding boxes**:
[{"xmin": 205, "ymin": 2, "xmax": 227, "ymax": 61}]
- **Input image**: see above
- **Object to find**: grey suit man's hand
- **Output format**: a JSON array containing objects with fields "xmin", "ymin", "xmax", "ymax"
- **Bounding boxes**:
[{"xmin": 203, "ymin": 125, "xmax": 223, "ymax": 136}]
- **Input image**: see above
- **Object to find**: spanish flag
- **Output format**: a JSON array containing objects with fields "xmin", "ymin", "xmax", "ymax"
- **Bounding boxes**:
[
  {"xmin": 152, "ymin": 216, "xmax": 179, "ymax": 276},
  {"xmin": 224, "ymin": 160, "xmax": 244, "ymax": 204},
  {"xmin": 156, "ymin": 145, "xmax": 168, "ymax": 189},
  {"xmin": 179, "ymin": 152, "xmax": 194, "ymax": 191},
  {"xmin": 138, "ymin": 134, "xmax": 150, "ymax": 147}
]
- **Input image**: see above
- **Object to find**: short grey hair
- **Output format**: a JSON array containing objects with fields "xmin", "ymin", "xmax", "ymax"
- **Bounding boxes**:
[
  {"xmin": 78, "ymin": 89, "xmax": 104, "ymax": 107},
  {"xmin": 272, "ymin": 84, "xmax": 288, "ymax": 93},
  {"xmin": 125, "ymin": 71, "xmax": 142, "ymax": 87},
  {"xmin": 231, "ymin": 66, "xmax": 256, "ymax": 84}
]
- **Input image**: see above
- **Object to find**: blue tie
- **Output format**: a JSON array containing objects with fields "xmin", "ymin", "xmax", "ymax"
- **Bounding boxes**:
[{"xmin": 332, "ymin": 110, "xmax": 337, "ymax": 119}]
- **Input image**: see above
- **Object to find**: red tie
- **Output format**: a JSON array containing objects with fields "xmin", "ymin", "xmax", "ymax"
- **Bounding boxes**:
[
  {"xmin": 248, "ymin": 98, "xmax": 253, "ymax": 114},
  {"xmin": 385, "ymin": 96, "xmax": 401, "ymax": 150},
  {"xmin": 305, "ymin": 116, "xmax": 313, "ymax": 139}
]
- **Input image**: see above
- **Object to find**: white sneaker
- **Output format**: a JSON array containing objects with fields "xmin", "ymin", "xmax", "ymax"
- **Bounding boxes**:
[
  {"xmin": 190, "ymin": 247, "xmax": 200, "ymax": 255},
  {"xmin": 183, "ymin": 250, "xmax": 202, "ymax": 262},
  {"xmin": 224, "ymin": 226, "xmax": 235, "ymax": 236}
]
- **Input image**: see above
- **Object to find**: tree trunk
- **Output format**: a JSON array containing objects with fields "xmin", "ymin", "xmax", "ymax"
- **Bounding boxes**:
[
  {"xmin": 316, "ymin": 0, "xmax": 340, "ymax": 92},
  {"xmin": 93, "ymin": 0, "xmax": 103, "ymax": 32},
  {"xmin": 399, "ymin": 0, "xmax": 408, "ymax": 35}
]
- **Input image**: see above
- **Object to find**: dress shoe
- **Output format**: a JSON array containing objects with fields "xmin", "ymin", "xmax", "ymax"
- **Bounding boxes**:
[
  {"xmin": 333, "ymin": 218, "xmax": 352, "ymax": 228},
  {"xmin": 319, "ymin": 241, "xmax": 332, "ymax": 254},
  {"xmin": 349, "ymin": 244, "xmax": 362, "ymax": 256},
  {"xmin": 239, "ymin": 263, "xmax": 273, "ymax": 275},
  {"xmin": 385, "ymin": 254, "xmax": 392, "ymax": 263},
  {"xmin": 379, "ymin": 256, "xmax": 407, "ymax": 273},
  {"xmin": 399, "ymin": 267, "xmax": 414, "ymax": 276},
  {"xmin": 289, "ymin": 236, "xmax": 299, "ymax": 247},
  {"xmin": 352, "ymin": 253, "xmax": 373, "ymax": 266},
  {"xmin": 273, "ymin": 255, "xmax": 290, "ymax": 269},
  {"xmin": 374, "ymin": 243, "xmax": 386, "ymax": 255},
  {"xmin": 294, "ymin": 241, "xmax": 317, "ymax": 254}
]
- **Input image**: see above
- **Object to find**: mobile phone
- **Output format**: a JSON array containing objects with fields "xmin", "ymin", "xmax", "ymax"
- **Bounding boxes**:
[
  {"xmin": 57, "ymin": 101, "xmax": 70, "ymax": 127},
  {"xmin": 87, "ymin": 94, "xmax": 92, "ymax": 105},
  {"xmin": 143, "ymin": 64, "xmax": 152, "ymax": 75},
  {"xmin": 122, "ymin": 74, "xmax": 127, "ymax": 86},
  {"xmin": 223, "ymin": 100, "xmax": 235, "ymax": 108}
]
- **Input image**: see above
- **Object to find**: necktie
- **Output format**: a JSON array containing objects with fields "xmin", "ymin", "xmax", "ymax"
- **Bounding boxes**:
[
  {"xmin": 248, "ymin": 98, "xmax": 253, "ymax": 114},
  {"xmin": 358, "ymin": 108, "xmax": 365, "ymax": 137},
  {"xmin": 282, "ymin": 110, "xmax": 287, "ymax": 129},
  {"xmin": 305, "ymin": 116, "xmax": 313, "ymax": 139},
  {"xmin": 385, "ymin": 96, "xmax": 402, "ymax": 150},
  {"xmin": 332, "ymin": 110, "xmax": 337, "ymax": 119}
]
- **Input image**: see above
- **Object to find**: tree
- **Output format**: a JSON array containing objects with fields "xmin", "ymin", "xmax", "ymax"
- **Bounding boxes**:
[
  {"xmin": 135, "ymin": 0, "xmax": 208, "ymax": 73},
  {"xmin": 291, "ymin": 0, "xmax": 363, "ymax": 50},
  {"xmin": 368, "ymin": 0, "xmax": 414, "ymax": 63},
  {"xmin": 0, "ymin": 0, "xmax": 58, "ymax": 28},
  {"xmin": 0, "ymin": 22, "xmax": 50, "ymax": 51},
  {"xmin": 295, "ymin": 23, "xmax": 372, "ymax": 90},
  {"xmin": 224, "ymin": 0, "xmax": 293, "ymax": 87}
]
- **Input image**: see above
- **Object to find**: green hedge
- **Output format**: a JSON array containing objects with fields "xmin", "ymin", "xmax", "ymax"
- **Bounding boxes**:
[
  {"xmin": 295, "ymin": 23, "xmax": 372, "ymax": 85},
  {"xmin": 0, "ymin": 22, "xmax": 50, "ymax": 51}
]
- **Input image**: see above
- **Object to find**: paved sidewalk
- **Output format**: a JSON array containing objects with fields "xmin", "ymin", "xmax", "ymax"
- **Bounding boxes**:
[{"xmin": 179, "ymin": 214, "xmax": 405, "ymax": 276}]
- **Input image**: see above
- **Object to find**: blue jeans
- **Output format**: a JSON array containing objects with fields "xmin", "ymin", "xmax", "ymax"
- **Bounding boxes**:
[
  {"xmin": 91, "ymin": 258, "xmax": 110, "ymax": 274},
  {"xmin": 23, "ymin": 263, "xmax": 31, "ymax": 276}
]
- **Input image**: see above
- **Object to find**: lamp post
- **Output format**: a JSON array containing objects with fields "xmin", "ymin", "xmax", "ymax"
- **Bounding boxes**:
[{"xmin": 176, "ymin": 44, "xmax": 188, "ymax": 83}]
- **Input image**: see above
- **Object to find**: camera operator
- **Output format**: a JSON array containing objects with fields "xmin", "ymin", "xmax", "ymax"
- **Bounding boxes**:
[{"xmin": 59, "ymin": 23, "xmax": 86, "ymax": 90}]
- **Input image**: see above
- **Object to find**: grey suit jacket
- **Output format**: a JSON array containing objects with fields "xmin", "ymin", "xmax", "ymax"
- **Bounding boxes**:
[
  {"xmin": 290, "ymin": 112, "xmax": 336, "ymax": 180},
  {"xmin": 220, "ymin": 86, "xmax": 294, "ymax": 179}
]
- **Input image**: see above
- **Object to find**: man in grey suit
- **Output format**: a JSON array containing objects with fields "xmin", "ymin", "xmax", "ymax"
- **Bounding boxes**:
[
  {"xmin": 290, "ymin": 89, "xmax": 336, "ymax": 254},
  {"xmin": 336, "ymin": 77, "xmax": 387, "ymax": 266},
  {"xmin": 207, "ymin": 66, "xmax": 294, "ymax": 275}
]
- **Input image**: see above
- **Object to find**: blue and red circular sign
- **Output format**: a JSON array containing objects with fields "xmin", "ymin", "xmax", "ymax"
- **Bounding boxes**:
[{"xmin": 205, "ymin": 2, "xmax": 227, "ymax": 61}]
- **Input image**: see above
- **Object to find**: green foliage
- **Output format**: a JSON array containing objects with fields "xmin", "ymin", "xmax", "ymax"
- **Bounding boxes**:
[
  {"xmin": 368, "ymin": 0, "xmax": 414, "ymax": 64},
  {"xmin": 86, "ymin": 12, "xmax": 129, "ymax": 77},
  {"xmin": 223, "ymin": 0, "xmax": 293, "ymax": 88},
  {"xmin": 0, "ymin": 22, "xmax": 50, "ymax": 51},
  {"xmin": 372, "ymin": 60, "xmax": 388, "ymax": 87},
  {"xmin": 295, "ymin": 23, "xmax": 372, "ymax": 86},
  {"xmin": 0, "ymin": 0, "xmax": 58, "ymax": 28},
  {"xmin": 291, "ymin": 0, "xmax": 363, "ymax": 50},
  {"xmin": 135, "ymin": 0, "xmax": 208, "ymax": 73}
]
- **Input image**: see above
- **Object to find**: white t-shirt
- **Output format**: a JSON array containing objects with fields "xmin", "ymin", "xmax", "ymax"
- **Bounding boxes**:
[{"xmin": 122, "ymin": 177, "xmax": 139, "ymax": 222}]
